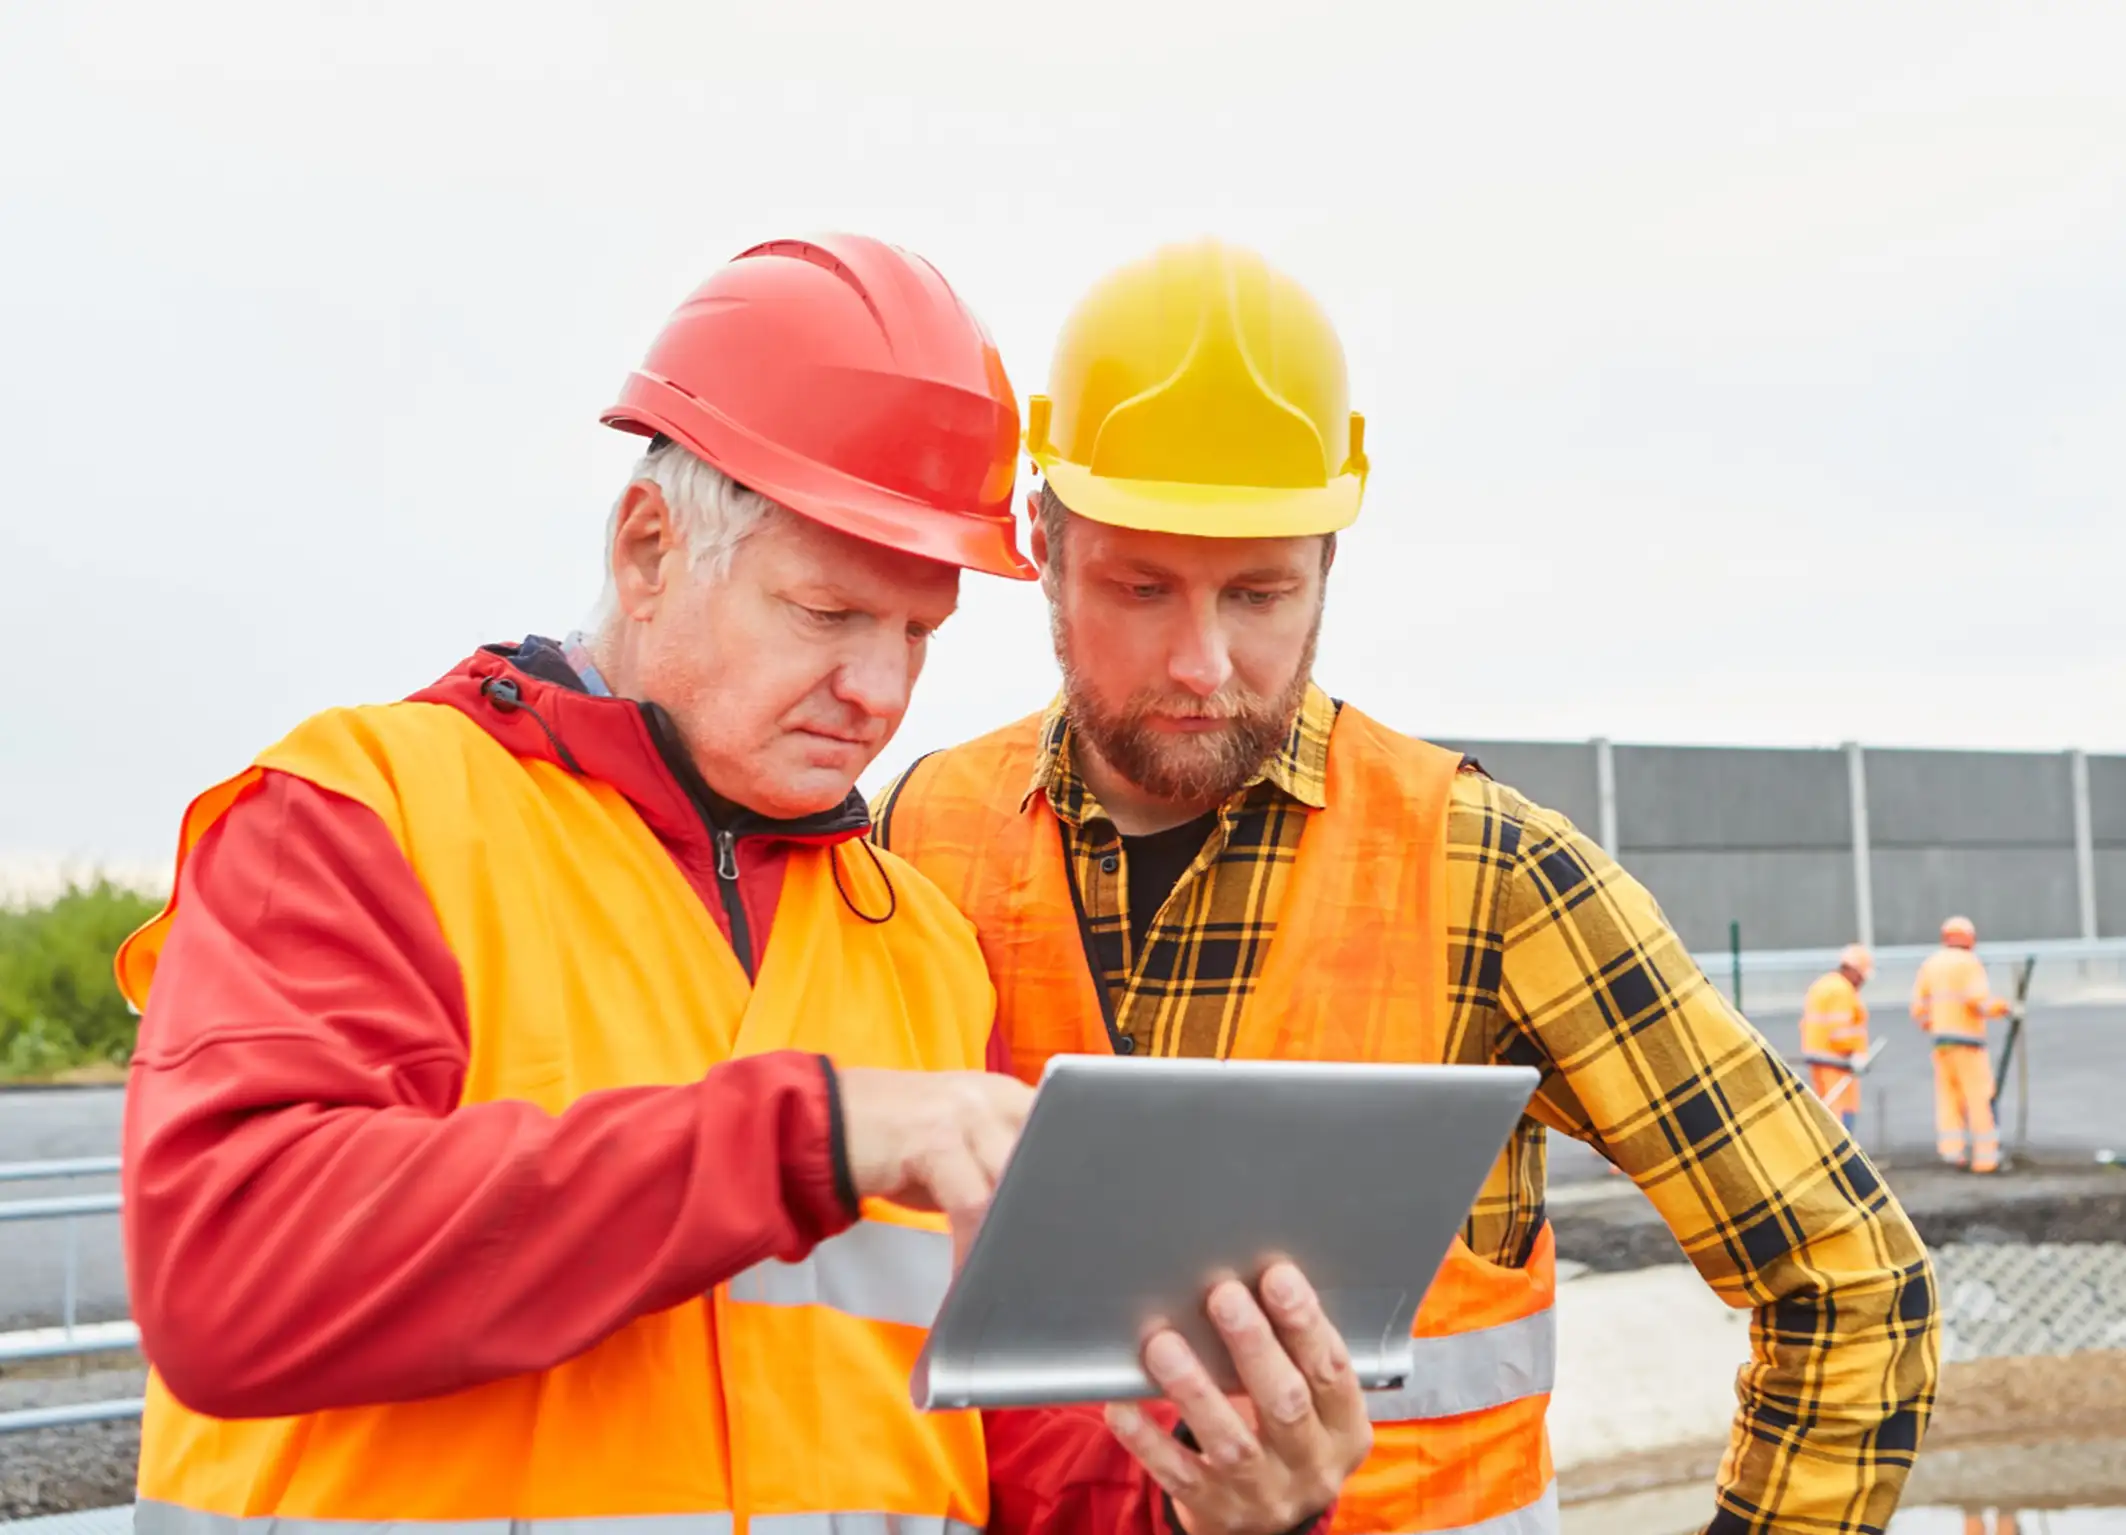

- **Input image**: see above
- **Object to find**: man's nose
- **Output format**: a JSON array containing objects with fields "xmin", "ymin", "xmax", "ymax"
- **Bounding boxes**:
[
  {"xmin": 831, "ymin": 635, "xmax": 915, "ymax": 720},
  {"xmin": 1166, "ymin": 604, "xmax": 1234, "ymax": 698}
]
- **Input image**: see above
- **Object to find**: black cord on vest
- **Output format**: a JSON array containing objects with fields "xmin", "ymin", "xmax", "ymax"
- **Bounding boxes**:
[
  {"xmin": 480, "ymin": 675, "xmax": 586, "ymax": 776},
  {"xmin": 833, "ymin": 837, "xmax": 898, "ymax": 925}
]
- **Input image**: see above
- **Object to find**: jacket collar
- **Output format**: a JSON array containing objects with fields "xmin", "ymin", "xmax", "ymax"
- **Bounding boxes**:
[{"xmin": 409, "ymin": 638, "xmax": 872, "ymax": 852}]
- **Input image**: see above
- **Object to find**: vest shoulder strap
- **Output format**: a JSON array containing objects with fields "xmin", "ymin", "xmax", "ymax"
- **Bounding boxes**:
[
  {"xmin": 874, "ymin": 713, "xmax": 1048, "ymax": 902},
  {"xmin": 116, "ymin": 703, "xmax": 475, "ymax": 1008}
]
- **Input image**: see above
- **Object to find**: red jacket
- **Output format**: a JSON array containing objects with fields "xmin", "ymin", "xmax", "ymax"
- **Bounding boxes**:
[{"xmin": 123, "ymin": 640, "xmax": 1181, "ymax": 1535}]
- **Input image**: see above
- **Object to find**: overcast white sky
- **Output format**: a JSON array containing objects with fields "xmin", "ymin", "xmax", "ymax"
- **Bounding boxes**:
[{"xmin": 3, "ymin": 0, "xmax": 2123, "ymax": 883}]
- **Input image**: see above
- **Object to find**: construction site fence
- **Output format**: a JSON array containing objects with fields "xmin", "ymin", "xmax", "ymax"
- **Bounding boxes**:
[
  {"xmin": 1689, "ymin": 935, "xmax": 2126, "ymax": 1015},
  {"xmin": 0, "ymin": 1155, "xmax": 141, "ymax": 1435}
]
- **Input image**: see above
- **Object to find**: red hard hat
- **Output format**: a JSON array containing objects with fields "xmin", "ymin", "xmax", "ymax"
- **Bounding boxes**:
[{"xmin": 603, "ymin": 235, "xmax": 1034, "ymax": 580}]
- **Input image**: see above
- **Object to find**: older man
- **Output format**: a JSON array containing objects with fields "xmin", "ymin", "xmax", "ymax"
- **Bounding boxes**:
[
  {"xmin": 116, "ymin": 236, "xmax": 1369, "ymax": 1535},
  {"xmin": 876, "ymin": 237, "xmax": 1940, "ymax": 1535}
]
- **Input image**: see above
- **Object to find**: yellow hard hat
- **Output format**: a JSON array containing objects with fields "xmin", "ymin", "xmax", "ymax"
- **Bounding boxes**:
[{"xmin": 1027, "ymin": 237, "xmax": 1368, "ymax": 538}]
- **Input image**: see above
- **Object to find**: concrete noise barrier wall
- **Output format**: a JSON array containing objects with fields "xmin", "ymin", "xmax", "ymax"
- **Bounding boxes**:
[{"xmin": 1433, "ymin": 736, "xmax": 2120, "ymax": 955}]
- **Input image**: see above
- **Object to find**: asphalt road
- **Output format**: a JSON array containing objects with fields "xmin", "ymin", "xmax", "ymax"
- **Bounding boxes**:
[{"xmin": 2, "ymin": 1001, "xmax": 2120, "ymax": 1328}]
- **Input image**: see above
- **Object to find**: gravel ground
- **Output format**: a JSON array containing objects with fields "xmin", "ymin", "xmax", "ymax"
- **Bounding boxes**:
[
  {"xmin": 1554, "ymin": 1157, "xmax": 2126, "ymax": 1272},
  {"xmin": 0, "ymin": 1362, "xmax": 142, "ymax": 1519}
]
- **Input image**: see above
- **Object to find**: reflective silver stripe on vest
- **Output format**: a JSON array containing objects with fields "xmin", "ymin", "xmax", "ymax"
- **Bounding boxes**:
[
  {"xmin": 752, "ymin": 1517, "xmax": 983, "ymax": 1535},
  {"xmin": 1394, "ymin": 1481, "xmax": 1559, "ymax": 1535},
  {"xmin": 137, "ymin": 1506, "xmax": 737, "ymax": 1535},
  {"xmin": 1801, "ymin": 1053, "xmax": 1855, "ymax": 1071},
  {"xmin": 1364, "ymin": 1309, "xmax": 1556, "ymax": 1423},
  {"xmin": 726, "ymin": 1218, "xmax": 953, "ymax": 1329},
  {"xmin": 1931, "ymin": 1032, "xmax": 1988, "ymax": 1049}
]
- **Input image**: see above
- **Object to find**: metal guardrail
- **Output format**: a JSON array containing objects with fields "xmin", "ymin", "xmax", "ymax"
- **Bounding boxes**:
[
  {"xmin": 0, "ymin": 1156, "xmax": 121, "ymax": 1183},
  {"xmin": 0, "ymin": 1155, "xmax": 143, "ymax": 1435},
  {"xmin": 0, "ymin": 1192, "xmax": 121, "ymax": 1222},
  {"xmin": 1689, "ymin": 934, "xmax": 2126, "ymax": 1014},
  {"xmin": 1, "ymin": 1398, "xmax": 143, "ymax": 1432},
  {"xmin": 0, "ymin": 1320, "xmax": 140, "ymax": 1364}
]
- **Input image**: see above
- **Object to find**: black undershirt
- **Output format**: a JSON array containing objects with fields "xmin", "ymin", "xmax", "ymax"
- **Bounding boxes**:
[{"xmin": 1120, "ymin": 811, "xmax": 1220, "ymax": 959}]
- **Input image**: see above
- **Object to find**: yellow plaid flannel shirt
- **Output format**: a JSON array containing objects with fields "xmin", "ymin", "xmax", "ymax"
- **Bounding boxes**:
[{"xmin": 876, "ymin": 684, "xmax": 1938, "ymax": 1534}]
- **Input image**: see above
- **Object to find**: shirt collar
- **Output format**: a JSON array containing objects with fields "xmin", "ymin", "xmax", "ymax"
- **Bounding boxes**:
[
  {"xmin": 1023, "ymin": 683, "xmax": 1335, "ymax": 825},
  {"xmin": 562, "ymin": 630, "xmax": 615, "ymax": 698}
]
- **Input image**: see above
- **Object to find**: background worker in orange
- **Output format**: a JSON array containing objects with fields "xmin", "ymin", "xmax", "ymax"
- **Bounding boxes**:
[
  {"xmin": 1913, "ymin": 915, "xmax": 2015, "ymax": 1172},
  {"xmin": 875, "ymin": 238, "xmax": 1940, "ymax": 1535},
  {"xmin": 1801, "ymin": 944, "xmax": 1876, "ymax": 1131},
  {"xmin": 115, "ymin": 236, "xmax": 1372, "ymax": 1535}
]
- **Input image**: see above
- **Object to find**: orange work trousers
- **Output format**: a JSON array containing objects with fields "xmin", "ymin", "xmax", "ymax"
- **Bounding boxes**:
[
  {"xmin": 1933, "ymin": 1043, "xmax": 2000, "ymax": 1172},
  {"xmin": 1964, "ymin": 1513, "xmax": 2020, "ymax": 1534},
  {"xmin": 1809, "ymin": 1063, "xmax": 1859, "ymax": 1130}
]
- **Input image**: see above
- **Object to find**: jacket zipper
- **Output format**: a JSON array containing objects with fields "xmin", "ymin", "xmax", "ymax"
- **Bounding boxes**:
[
  {"xmin": 627, "ymin": 701, "xmax": 867, "ymax": 986},
  {"xmin": 713, "ymin": 828, "xmax": 757, "ymax": 982}
]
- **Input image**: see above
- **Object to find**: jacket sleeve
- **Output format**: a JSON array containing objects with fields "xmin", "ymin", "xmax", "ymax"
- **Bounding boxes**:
[
  {"xmin": 984, "ymin": 1403, "xmax": 1178, "ymax": 1535},
  {"xmin": 123, "ymin": 770, "xmax": 855, "ymax": 1419},
  {"xmin": 1485, "ymin": 788, "xmax": 1937, "ymax": 1533}
]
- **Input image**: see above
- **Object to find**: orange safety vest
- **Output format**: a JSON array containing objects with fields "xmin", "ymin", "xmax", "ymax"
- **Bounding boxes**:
[
  {"xmin": 1799, "ymin": 972, "xmax": 1869, "ymax": 1067},
  {"xmin": 1912, "ymin": 948, "xmax": 2004, "ymax": 1049},
  {"xmin": 882, "ymin": 707, "xmax": 1559, "ymax": 1535},
  {"xmin": 116, "ymin": 702, "xmax": 994, "ymax": 1535}
]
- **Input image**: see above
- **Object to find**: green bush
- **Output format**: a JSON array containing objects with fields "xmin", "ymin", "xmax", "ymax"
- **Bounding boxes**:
[{"xmin": 0, "ymin": 880, "xmax": 163, "ymax": 1079}]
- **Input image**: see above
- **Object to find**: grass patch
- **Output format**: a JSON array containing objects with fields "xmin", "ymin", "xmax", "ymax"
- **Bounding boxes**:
[{"xmin": 0, "ymin": 881, "xmax": 162, "ymax": 1083}]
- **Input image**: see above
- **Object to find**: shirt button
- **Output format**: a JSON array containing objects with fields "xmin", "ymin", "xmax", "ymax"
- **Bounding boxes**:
[
  {"xmin": 1114, "ymin": 1035, "xmax": 1137, "ymax": 1055},
  {"xmin": 1100, "ymin": 854, "xmax": 1119, "ymax": 874}
]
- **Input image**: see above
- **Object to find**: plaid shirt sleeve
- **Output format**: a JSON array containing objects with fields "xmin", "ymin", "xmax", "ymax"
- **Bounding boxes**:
[{"xmin": 1473, "ymin": 778, "xmax": 1939, "ymax": 1534}]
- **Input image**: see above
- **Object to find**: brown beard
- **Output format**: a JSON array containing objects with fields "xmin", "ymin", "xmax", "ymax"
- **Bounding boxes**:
[{"xmin": 1054, "ymin": 601, "xmax": 1322, "ymax": 807}]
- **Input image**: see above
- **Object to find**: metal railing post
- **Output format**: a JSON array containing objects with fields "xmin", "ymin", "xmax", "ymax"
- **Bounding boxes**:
[
  {"xmin": 1729, "ymin": 920, "xmax": 1744, "ymax": 1012},
  {"xmin": 2017, "ymin": 1024, "xmax": 2031, "ymax": 1153},
  {"xmin": 63, "ymin": 1212, "xmax": 81, "ymax": 1334}
]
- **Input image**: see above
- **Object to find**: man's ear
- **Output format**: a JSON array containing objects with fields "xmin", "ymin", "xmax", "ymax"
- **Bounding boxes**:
[
  {"xmin": 1029, "ymin": 491, "xmax": 1061, "ymax": 600},
  {"xmin": 610, "ymin": 481, "xmax": 676, "ymax": 620}
]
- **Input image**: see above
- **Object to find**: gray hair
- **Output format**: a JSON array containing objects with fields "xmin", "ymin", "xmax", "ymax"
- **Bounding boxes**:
[{"xmin": 586, "ymin": 440, "xmax": 783, "ymax": 628}]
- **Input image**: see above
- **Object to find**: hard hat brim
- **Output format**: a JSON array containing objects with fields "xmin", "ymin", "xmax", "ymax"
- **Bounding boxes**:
[
  {"xmin": 606, "ymin": 381, "xmax": 1036, "ymax": 581},
  {"xmin": 1037, "ymin": 457, "xmax": 1362, "ymax": 539}
]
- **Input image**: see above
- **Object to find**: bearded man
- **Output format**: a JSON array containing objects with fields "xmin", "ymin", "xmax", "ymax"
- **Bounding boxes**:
[{"xmin": 874, "ymin": 237, "xmax": 1939, "ymax": 1535}]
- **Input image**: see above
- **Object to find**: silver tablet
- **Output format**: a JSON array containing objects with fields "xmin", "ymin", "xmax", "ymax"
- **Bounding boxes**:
[{"xmin": 910, "ymin": 1053, "xmax": 1539, "ymax": 1411}]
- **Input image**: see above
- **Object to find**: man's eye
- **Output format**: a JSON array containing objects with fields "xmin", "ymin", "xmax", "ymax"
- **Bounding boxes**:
[{"xmin": 805, "ymin": 607, "xmax": 852, "ymax": 626}]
